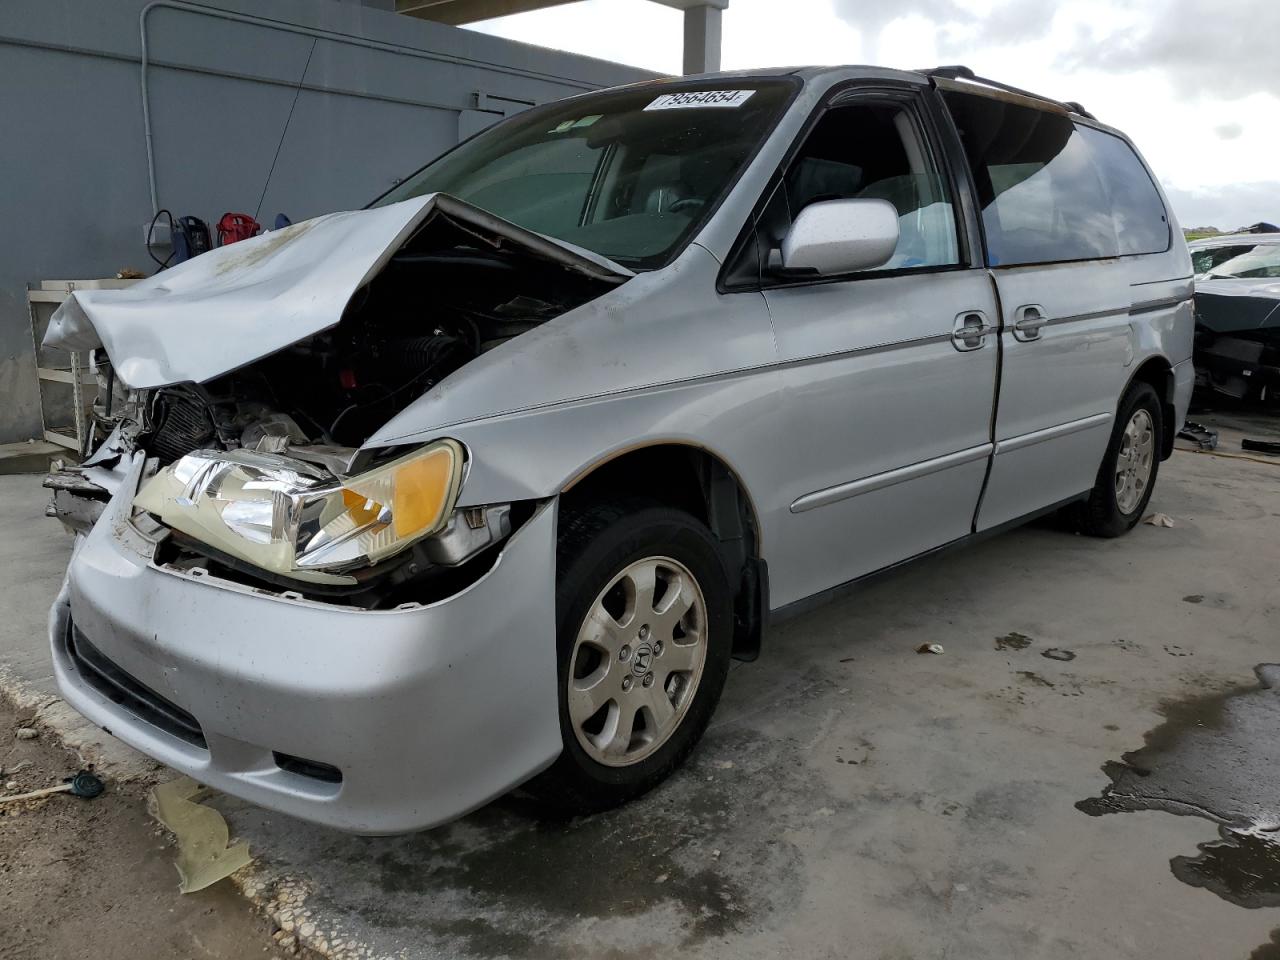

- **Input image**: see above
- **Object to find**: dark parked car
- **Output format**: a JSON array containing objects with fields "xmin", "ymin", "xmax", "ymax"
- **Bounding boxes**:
[{"xmin": 1190, "ymin": 232, "xmax": 1280, "ymax": 403}]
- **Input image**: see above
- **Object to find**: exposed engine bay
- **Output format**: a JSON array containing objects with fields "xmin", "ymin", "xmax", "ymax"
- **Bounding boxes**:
[
  {"xmin": 139, "ymin": 217, "xmax": 611, "ymax": 465},
  {"xmin": 44, "ymin": 199, "xmax": 625, "ymax": 608}
]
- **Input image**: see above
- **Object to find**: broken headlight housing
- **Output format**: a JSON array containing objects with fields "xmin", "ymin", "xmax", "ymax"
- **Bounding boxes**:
[{"xmin": 133, "ymin": 440, "xmax": 464, "ymax": 583}]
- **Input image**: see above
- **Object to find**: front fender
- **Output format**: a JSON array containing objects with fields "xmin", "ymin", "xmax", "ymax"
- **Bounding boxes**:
[{"xmin": 430, "ymin": 370, "xmax": 790, "ymax": 542}]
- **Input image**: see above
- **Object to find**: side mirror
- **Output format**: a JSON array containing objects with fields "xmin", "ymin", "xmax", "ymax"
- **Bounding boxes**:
[{"xmin": 779, "ymin": 198, "xmax": 900, "ymax": 276}]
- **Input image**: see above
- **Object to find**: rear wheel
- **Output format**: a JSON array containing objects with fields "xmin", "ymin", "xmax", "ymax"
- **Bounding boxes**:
[
  {"xmin": 525, "ymin": 500, "xmax": 733, "ymax": 814},
  {"xmin": 1074, "ymin": 381, "xmax": 1162, "ymax": 537}
]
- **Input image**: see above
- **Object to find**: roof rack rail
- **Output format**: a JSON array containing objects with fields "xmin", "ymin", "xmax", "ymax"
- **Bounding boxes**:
[{"xmin": 922, "ymin": 65, "xmax": 1096, "ymax": 120}]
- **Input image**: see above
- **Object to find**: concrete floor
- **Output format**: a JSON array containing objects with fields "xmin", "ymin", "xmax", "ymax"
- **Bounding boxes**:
[{"xmin": 2, "ymin": 418, "xmax": 1278, "ymax": 959}]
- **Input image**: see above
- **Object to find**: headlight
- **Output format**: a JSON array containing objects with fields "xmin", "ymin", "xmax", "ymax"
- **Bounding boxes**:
[{"xmin": 133, "ymin": 440, "xmax": 464, "ymax": 583}]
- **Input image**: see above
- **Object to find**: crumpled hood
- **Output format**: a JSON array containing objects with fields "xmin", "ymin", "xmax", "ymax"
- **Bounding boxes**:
[
  {"xmin": 1195, "ymin": 278, "xmax": 1280, "ymax": 333},
  {"xmin": 1195, "ymin": 277, "xmax": 1280, "ymax": 302},
  {"xmin": 43, "ymin": 194, "xmax": 632, "ymax": 389}
]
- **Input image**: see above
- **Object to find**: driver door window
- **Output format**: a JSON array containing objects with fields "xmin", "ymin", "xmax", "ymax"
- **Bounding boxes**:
[{"xmin": 779, "ymin": 101, "xmax": 960, "ymax": 272}]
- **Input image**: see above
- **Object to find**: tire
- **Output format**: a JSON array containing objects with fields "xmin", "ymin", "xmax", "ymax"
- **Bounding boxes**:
[
  {"xmin": 524, "ymin": 499, "xmax": 734, "ymax": 814},
  {"xmin": 1073, "ymin": 381, "xmax": 1163, "ymax": 537}
]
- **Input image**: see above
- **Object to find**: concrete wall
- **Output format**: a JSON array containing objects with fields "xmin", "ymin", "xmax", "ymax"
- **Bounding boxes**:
[{"xmin": 0, "ymin": 0, "xmax": 656, "ymax": 443}]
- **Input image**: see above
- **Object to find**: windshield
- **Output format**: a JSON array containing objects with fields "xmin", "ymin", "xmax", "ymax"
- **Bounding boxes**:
[
  {"xmin": 372, "ymin": 81, "xmax": 795, "ymax": 269},
  {"xmin": 1194, "ymin": 242, "xmax": 1280, "ymax": 280}
]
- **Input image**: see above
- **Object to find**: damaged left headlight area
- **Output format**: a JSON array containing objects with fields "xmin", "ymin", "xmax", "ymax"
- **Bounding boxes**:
[
  {"xmin": 128, "ymin": 440, "xmax": 524, "ymax": 607},
  {"xmin": 133, "ymin": 439, "xmax": 464, "ymax": 583}
]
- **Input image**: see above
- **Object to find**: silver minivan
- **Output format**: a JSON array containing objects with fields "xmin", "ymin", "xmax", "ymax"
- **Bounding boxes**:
[{"xmin": 45, "ymin": 66, "xmax": 1194, "ymax": 834}]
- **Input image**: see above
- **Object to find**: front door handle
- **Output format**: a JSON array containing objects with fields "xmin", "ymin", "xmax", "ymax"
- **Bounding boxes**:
[
  {"xmin": 1012, "ymin": 304, "xmax": 1049, "ymax": 342},
  {"xmin": 952, "ymin": 310, "xmax": 996, "ymax": 352}
]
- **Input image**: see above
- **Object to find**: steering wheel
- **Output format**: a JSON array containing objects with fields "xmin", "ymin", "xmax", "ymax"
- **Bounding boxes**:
[{"xmin": 669, "ymin": 198, "xmax": 705, "ymax": 214}]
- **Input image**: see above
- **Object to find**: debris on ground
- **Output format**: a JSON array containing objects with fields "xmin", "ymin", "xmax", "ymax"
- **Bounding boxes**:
[
  {"xmin": 1143, "ymin": 513, "xmax": 1175, "ymax": 527},
  {"xmin": 1241, "ymin": 438, "xmax": 1280, "ymax": 456},
  {"xmin": 15, "ymin": 727, "xmax": 37, "ymax": 740},
  {"xmin": 0, "ymin": 694, "xmax": 281, "ymax": 958},
  {"xmin": 1017, "ymin": 670, "xmax": 1055, "ymax": 688},
  {"xmin": 995, "ymin": 631, "xmax": 1033, "ymax": 651},
  {"xmin": 1177, "ymin": 421, "xmax": 1219, "ymax": 450},
  {"xmin": 0, "ymin": 769, "xmax": 104, "ymax": 805},
  {"xmin": 916, "ymin": 643, "xmax": 945, "ymax": 655},
  {"xmin": 1041, "ymin": 648, "xmax": 1076, "ymax": 662},
  {"xmin": 150, "ymin": 776, "xmax": 253, "ymax": 894}
]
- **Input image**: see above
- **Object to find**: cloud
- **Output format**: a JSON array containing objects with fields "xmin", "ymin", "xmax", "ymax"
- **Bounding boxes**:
[
  {"xmin": 1162, "ymin": 181, "xmax": 1280, "ymax": 232},
  {"xmin": 935, "ymin": 0, "xmax": 1057, "ymax": 53},
  {"xmin": 831, "ymin": 0, "xmax": 968, "ymax": 40},
  {"xmin": 1058, "ymin": 0, "xmax": 1280, "ymax": 100},
  {"xmin": 832, "ymin": 0, "xmax": 965, "ymax": 58},
  {"xmin": 1214, "ymin": 122, "xmax": 1243, "ymax": 140},
  {"xmin": 831, "ymin": 0, "xmax": 1053, "ymax": 60}
]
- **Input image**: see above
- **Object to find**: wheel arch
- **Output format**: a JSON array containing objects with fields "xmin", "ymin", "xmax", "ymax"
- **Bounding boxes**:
[
  {"xmin": 559, "ymin": 441, "xmax": 768, "ymax": 661},
  {"xmin": 1123, "ymin": 354, "xmax": 1177, "ymax": 460}
]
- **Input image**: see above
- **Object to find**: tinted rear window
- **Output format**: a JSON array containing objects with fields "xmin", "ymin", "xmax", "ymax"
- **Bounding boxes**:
[{"xmin": 943, "ymin": 91, "xmax": 1170, "ymax": 266}]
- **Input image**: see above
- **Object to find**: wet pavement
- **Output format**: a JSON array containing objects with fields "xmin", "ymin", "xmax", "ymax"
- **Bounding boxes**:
[{"xmin": 1079, "ymin": 664, "xmax": 1280, "ymax": 909}]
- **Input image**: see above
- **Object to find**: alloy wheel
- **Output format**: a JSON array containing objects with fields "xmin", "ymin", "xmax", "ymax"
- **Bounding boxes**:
[
  {"xmin": 1115, "ymin": 408, "xmax": 1155, "ymax": 515},
  {"xmin": 567, "ymin": 556, "xmax": 708, "ymax": 767}
]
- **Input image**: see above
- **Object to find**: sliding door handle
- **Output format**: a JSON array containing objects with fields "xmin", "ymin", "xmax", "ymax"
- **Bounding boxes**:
[{"xmin": 1012, "ymin": 304, "xmax": 1048, "ymax": 342}]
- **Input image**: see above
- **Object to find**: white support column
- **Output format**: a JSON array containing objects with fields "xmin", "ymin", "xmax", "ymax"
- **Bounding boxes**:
[{"xmin": 682, "ymin": 2, "xmax": 722, "ymax": 75}]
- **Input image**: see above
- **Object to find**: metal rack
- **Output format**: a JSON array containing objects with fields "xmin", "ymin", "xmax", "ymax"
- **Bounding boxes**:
[{"xmin": 27, "ymin": 279, "xmax": 138, "ymax": 455}]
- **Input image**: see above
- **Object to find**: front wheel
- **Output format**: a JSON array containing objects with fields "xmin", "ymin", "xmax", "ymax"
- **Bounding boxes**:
[
  {"xmin": 524, "ymin": 500, "xmax": 733, "ymax": 814},
  {"xmin": 1073, "ymin": 381, "xmax": 1163, "ymax": 537}
]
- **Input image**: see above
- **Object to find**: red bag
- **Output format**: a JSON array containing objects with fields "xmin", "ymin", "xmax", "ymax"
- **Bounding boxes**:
[{"xmin": 216, "ymin": 212, "xmax": 261, "ymax": 246}]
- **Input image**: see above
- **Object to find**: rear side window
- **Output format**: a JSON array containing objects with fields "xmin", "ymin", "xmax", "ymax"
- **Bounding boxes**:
[
  {"xmin": 942, "ymin": 90, "xmax": 1169, "ymax": 266},
  {"xmin": 1075, "ymin": 125, "xmax": 1170, "ymax": 256}
]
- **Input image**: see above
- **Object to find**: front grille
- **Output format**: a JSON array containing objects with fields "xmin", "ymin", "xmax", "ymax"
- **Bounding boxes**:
[{"xmin": 64, "ymin": 621, "xmax": 207, "ymax": 749}]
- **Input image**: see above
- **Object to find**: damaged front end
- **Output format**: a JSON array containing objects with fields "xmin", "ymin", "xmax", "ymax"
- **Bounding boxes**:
[
  {"xmin": 43, "ymin": 194, "xmax": 628, "ymax": 607},
  {"xmin": 1193, "ymin": 282, "xmax": 1280, "ymax": 403}
]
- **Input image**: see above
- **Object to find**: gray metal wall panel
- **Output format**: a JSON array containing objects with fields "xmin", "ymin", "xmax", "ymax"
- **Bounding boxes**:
[{"xmin": 0, "ymin": 0, "xmax": 656, "ymax": 442}]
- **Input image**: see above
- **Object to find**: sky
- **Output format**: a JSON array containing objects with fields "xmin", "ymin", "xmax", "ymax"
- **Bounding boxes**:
[{"xmin": 470, "ymin": 0, "xmax": 1279, "ymax": 231}]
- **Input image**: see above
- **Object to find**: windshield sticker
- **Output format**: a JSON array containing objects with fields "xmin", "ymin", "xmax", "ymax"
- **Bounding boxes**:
[
  {"xmin": 550, "ymin": 114, "xmax": 604, "ymax": 134},
  {"xmin": 644, "ymin": 90, "xmax": 756, "ymax": 111}
]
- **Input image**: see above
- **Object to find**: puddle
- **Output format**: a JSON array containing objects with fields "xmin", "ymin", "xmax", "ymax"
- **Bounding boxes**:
[
  {"xmin": 1078, "ymin": 664, "xmax": 1280, "ymax": 910},
  {"xmin": 1172, "ymin": 826, "xmax": 1280, "ymax": 909},
  {"xmin": 1253, "ymin": 929, "xmax": 1280, "ymax": 959}
]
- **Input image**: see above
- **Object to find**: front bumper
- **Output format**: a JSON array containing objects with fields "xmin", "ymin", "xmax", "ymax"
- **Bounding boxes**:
[
  {"xmin": 50, "ymin": 455, "xmax": 561, "ymax": 834},
  {"xmin": 1192, "ymin": 338, "xmax": 1280, "ymax": 402}
]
